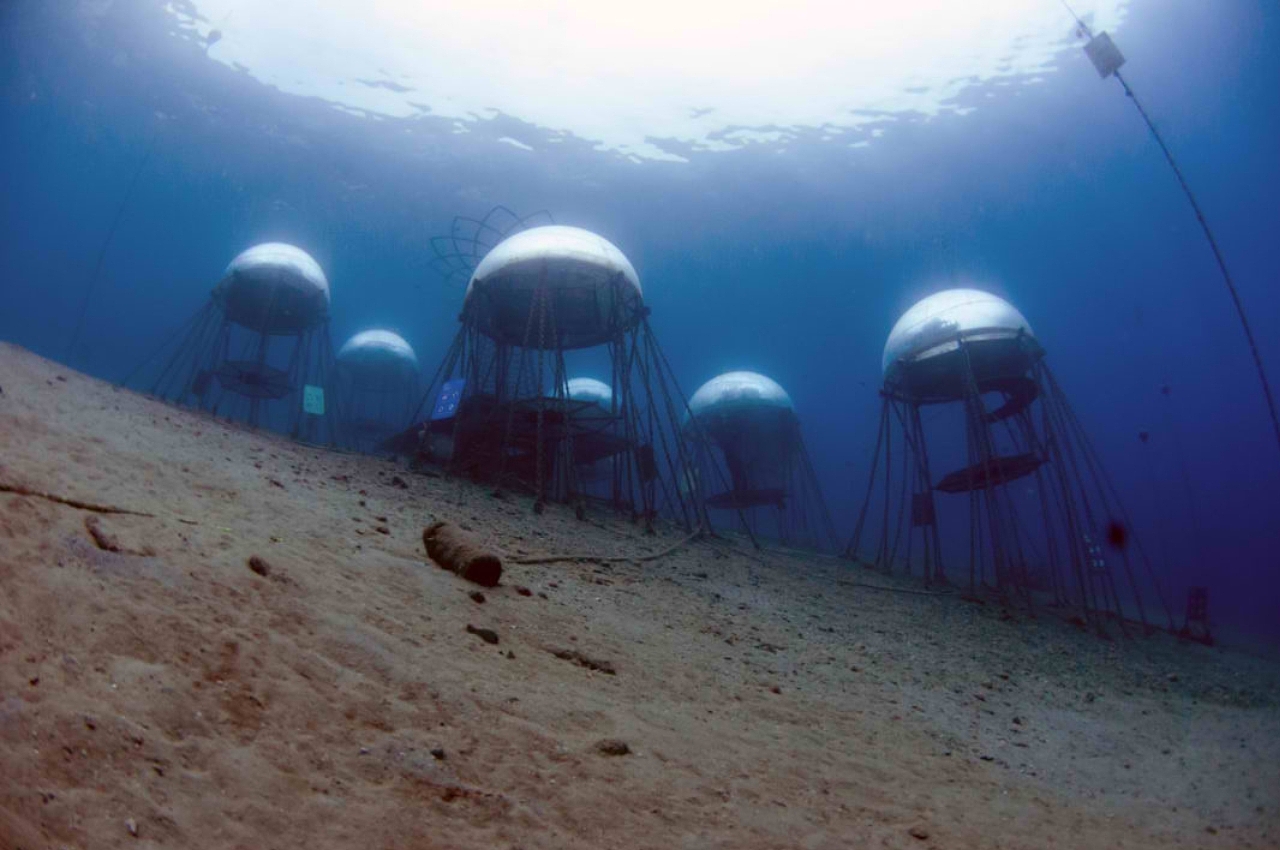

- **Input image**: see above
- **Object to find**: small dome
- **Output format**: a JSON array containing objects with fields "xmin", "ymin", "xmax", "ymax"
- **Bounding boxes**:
[
  {"xmin": 565, "ymin": 377, "xmax": 612, "ymax": 410},
  {"xmin": 686, "ymin": 371, "xmax": 799, "ymax": 506},
  {"xmin": 464, "ymin": 226, "xmax": 643, "ymax": 350},
  {"xmin": 882, "ymin": 288, "xmax": 1039, "ymax": 400},
  {"xmin": 687, "ymin": 371, "xmax": 794, "ymax": 420},
  {"xmin": 338, "ymin": 329, "xmax": 419, "ymax": 387},
  {"xmin": 214, "ymin": 242, "xmax": 331, "ymax": 333}
]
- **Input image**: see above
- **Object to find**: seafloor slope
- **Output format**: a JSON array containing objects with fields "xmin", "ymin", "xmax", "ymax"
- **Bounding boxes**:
[{"xmin": 0, "ymin": 341, "xmax": 1277, "ymax": 850}]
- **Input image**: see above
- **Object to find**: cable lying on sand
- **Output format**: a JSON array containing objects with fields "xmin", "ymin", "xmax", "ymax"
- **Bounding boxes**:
[
  {"xmin": 0, "ymin": 482, "xmax": 154, "ymax": 517},
  {"xmin": 507, "ymin": 525, "xmax": 704, "ymax": 566}
]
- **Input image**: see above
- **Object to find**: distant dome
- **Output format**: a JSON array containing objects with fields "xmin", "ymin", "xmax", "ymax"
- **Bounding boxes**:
[
  {"xmin": 464, "ymin": 226, "xmax": 643, "ymax": 350},
  {"xmin": 338, "ymin": 329, "xmax": 419, "ymax": 387},
  {"xmin": 882, "ymin": 288, "xmax": 1040, "ymax": 401},
  {"xmin": 687, "ymin": 371, "xmax": 794, "ymax": 420},
  {"xmin": 214, "ymin": 242, "xmax": 331, "ymax": 333},
  {"xmin": 565, "ymin": 377, "xmax": 612, "ymax": 410},
  {"xmin": 687, "ymin": 371, "xmax": 799, "ymax": 506}
]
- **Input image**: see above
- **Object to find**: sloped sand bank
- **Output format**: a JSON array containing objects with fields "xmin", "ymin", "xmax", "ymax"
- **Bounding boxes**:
[{"xmin": 1, "ymin": 342, "xmax": 1276, "ymax": 850}]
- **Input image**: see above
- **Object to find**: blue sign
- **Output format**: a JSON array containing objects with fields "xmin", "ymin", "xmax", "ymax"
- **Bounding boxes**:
[{"xmin": 431, "ymin": 379, "xmax": 465, "ymax": 421}]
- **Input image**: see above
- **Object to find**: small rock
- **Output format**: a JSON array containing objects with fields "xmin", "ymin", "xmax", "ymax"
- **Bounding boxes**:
[
  {"xmin": 465, "ymin": 624, "xmax": 499, "ymax": 645},
  {"xmin": 247, "ymin": 555, "xmax": 270, "ymax": 577},
  {"xmin": 1167, "ymin": 673, "xmax": 1180, "ymax": 683},
  {"xmin": 1084, "ymin": 692, "xmax": 1096, "ymax": 704},
  {"xmin": 125, "ymin": 818, "xmax": 138, "ymax": 837},
  {"xmin": 515, "ymin": 586, "xmax": 532, "ymax": 597},
  {"xmin": 84, "ymin": 516, "xmax": 122, "ymax": 553},
  {"xmin": 469, "ymin": 591, "xmax": 486, "ymax": 604},
  {"xmin": 390, "ymin": 475, "xmax": 408, "ymax": 489},
  {"xmin": 770, "ymin": 685, "xmax": 781, "ymax": 695},
  {"xmin": 595, "ymin": 739, "xmax": 630, "ymax": 756},
  {"xmin": 552, "ymin": 648, "xmax": 616, "ymax": 675},
  {"xmin": 506, "ymin": 650, "xmax": 515, "ymax": 659},
  {"xmin": 908, "ymin": 826, "xmax": 929, "ymax": 840},
  {"xmin": 375, "ymin": 526, "xmax": 390, "ymax": 535},
  {"xmin": 430, "ymin": 747, "xmax": 446, "ymax": 760},
  {"xmin": 83, "ymin": 716, "xmax": 97, "ymax": 731},
  {"xmin": 359, "ymin": 747, "xmax": 370, "ymax": 755}
]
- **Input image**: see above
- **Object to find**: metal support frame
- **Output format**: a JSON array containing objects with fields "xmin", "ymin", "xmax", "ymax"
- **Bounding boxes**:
[
  {"xmin": 122, "ymin": 299, "xmax": 342, "ymax": 446},
  {"xmin": 405, "ymin": 283, "xmax": 733, "ymax": 535},
  {"xmin": 847, "ymin": 347, "xmax": 1172, "ymax": 636}
]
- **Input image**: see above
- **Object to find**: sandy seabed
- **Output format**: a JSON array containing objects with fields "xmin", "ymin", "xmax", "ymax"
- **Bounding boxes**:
[{"xmin": 0, "ymin": 341, "xmax": 1277, "ymax": 850}]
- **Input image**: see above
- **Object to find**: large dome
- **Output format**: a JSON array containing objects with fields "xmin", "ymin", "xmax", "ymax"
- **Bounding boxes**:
[
  {"xmin": 463, "ymin": 226, "xmax": 643, "ymax": 350},
  {"xmin": 337, "ymin": 329, "xmax": 419, "ymax": 387},
  {"xmin": 213, "ymin": 242, "xmax": 331, "ymax": 333},
  {"xmin": 882, "ymin": 288, "xmax": 1040, "ymax": 401}
]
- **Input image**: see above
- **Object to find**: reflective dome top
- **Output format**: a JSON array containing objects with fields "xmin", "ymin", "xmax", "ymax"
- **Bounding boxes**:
[
  {"xmin": 687, "ymin": 371, "xmax": 794, "ymax": 420},
  {"xmin": 339, "ymin": 329, "xmax": 418, "ymax": 366},
  {"xmin": 882, "ymin": 288, "xmax": 1039, "ymax": 399},
  {"xmin": 337, "ymin": 329, "xmax": 418, "ymax": 389},
  {"xmin": 214, "ymin": 242, "xmax": 331, "ymax": 332},
  {"xmin": 686, "ymin": 371, "xmax": 799, "ymax": 507},
  {"xmin": 463, "ymin": 226, "xmax": 643, "ymax": 349},
  {"xmin": 883, "ymin": 288, "xmax": 1032, "ymax": 376},
  {"xmin": 565, "ymin": 377, "xmax": 612, "ymax": 409}
]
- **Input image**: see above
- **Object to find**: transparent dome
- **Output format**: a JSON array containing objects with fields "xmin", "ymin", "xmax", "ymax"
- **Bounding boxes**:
[
  {"xmin": 464, "ymin": 226, "xmax": 643, "ymax": 349},
  {"xmin": 214, "ymin": 242, "xmax": 331, "ymax": 333},
  {"xmin": 338, "ymin": 329, "xmax": 419, "ymax": 387},
  {"xmin": 687, "ymin": 371, "xmax": 799, "ymax": 505},
  {"xmin": 565, "ymin": 377, "xmax": 613, "ymax": 410},
  {"xmin": 687, "ymin": 371, "xmax": 794, "ymax": 419},
  {"xmin": 882, "ymin": 288, "xmax": 1040, "ymax": 400}
]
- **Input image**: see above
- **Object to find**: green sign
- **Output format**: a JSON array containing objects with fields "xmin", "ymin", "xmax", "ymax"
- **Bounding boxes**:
[{"xmin": 303, "ymin": 385, "xmax": 325, "ymax": 416}]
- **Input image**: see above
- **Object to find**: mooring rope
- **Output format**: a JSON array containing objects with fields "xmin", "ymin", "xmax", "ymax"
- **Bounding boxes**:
[
  {"xmin": 1058, "ymin": 0, "xmax": 1280, "ymax": 459},
  {"xmin": 67, "ymin": 128, "xmax": 159, "ymax": 359}
]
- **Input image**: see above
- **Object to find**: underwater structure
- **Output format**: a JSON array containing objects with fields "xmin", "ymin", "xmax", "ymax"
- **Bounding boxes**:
[
  {"xmin": 558, "ymin": 377, "xmax": 622, "ymax": 494},
  {"xmin": 848, "ymin": 288, "xmax": 1172, "ymax": 634},
  {"xmin": 336, "ymin": 329, "xmax": 419, "ymax": 451},
  {"xmin": 685, "ymin": 371, "xmax": 840, "ymax": 552},
  {"xmin": 409, "ymin": 207, "xmax": 717, "ymax": 531},
  {"xmin": 126, "ymin": 242, "xmax": 340, "ymax": 443}
]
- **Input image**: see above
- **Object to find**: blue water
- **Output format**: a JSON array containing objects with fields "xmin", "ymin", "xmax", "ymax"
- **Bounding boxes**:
[{"xmin": 2, "ymin": 0, "xmax": 1277, "ymax": 641}]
